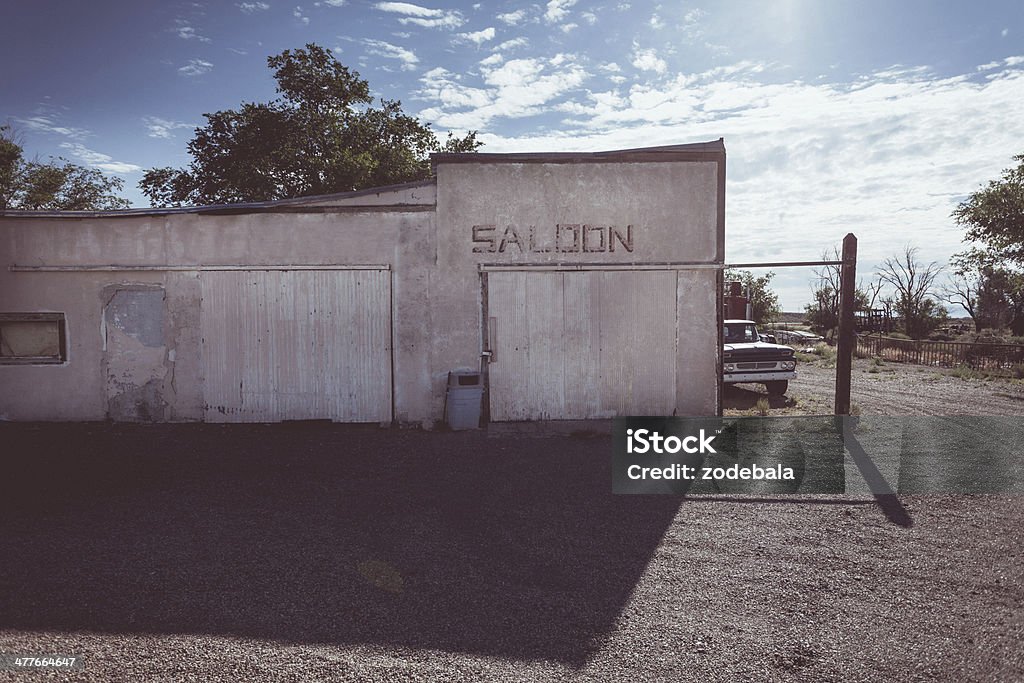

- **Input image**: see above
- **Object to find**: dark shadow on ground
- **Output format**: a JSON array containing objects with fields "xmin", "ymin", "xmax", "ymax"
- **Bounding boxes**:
[
  {"xmin": 0, "ymin": 423, "xmax": 682, "ymax": 667},
  {"xmin": 723, "ymin": 384, "xmax": 799, "ymax": 410}
]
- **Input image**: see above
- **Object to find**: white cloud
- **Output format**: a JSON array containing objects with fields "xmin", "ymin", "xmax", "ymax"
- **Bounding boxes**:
[
  {"xmin": 1006, "ymin": 55, "xmax": 1024, "ymax": 66},
  {"xmin": 598, "ymin": 64, "xmax": 626, "ymax": 84},
  {"xmin": 58, "ymin": 143, "xmax": 141, "ymax": 174},
  {"xmin": 679, "ymin": 7, "xmax": 706, "ymax": 41},
  {"xmin": 649, "ymin": 13, "xmax": 664, "ymax": 29},
  {"xmin": 544, "ymin": 0, "xmax": 577, "ymax": 24},
  {"xmin": 495, "ymin": 37, "xmax": 528, "ymax": 51},
  {"xmin": 15, "ymin": 116, "xmax": 89, "ymax": 141},
  {"xmin": 560, "ymin": 22, "xmax": 578, "ymax": 33},
  {"xmin": 374, "ymin": 2, "xmax": 464, "ymax": 28},
  {"xmin": 581, "ymin": 11, "xmax": 596, "ymax": 24},
  {"xmin": 293, "ymin": 6, "xmax": 310, "ymax": 23},
  {"xmin": 684, "ymin": 8, "xmax": 706, "ymax": 23},
  {"xmin": 320, "ymin": 0, "xmax": 346, "ymax": 5},
  {"xmin": 178, "ymin": 59, "xmax": 213, "ymax": 76},
  {"xmin": 375, "ymin": 1, "xmax": 438, "ymax": 17},
  {"xmin": 497, "ymin": 9, "xmax": 526, "ymax": 25},
  {"xmin": 480, "ymin": 53, "xmax": 504, "ymax": 67},
  {"xmin": 418, "ymin": 67, "xmax": 493, "ymax": 109},
  {"xmin": 457, "ymin": 27, "xmax": 496, "ymax": 45},
  {"xmin": 363, "ymin": 38, "xmax": 419, "ymax": 70},
  {"xmin": 238, "ymin": 2, "xmax": 270, "ymax": 12},
  {"xmin": 421, "ymin": 66, "xmax": 448, "ymax": 79},
  {"xmin": 175, "ymin": 20, "xmax": 211, "ymax": 42},
  {"xmin": 1002, "ymin": 28, "xmax": 1009, "ymax": 37},
  {"xmin": 632, "ymin": 47, "xmax": 667, "ymax": 74},
  {"xmin": 142, "ymin": 117, "xmax": 193, "ymax": 139},
  {"xmin": 417, "ymin": 55, "xmax": 588, "ymax": 128},
  {"xmin": 478, "ymin": 59, "xmax": 1024, "ymax": 308}
]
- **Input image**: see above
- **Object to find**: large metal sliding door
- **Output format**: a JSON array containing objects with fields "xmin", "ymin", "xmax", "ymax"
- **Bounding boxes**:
[
  {"xmin": 487, "ymin": 270, "xmax": 678, "ymax": 421},
  {"xmin": 200, "ymin": 269, "xmax": 392, "ymax": 422}
]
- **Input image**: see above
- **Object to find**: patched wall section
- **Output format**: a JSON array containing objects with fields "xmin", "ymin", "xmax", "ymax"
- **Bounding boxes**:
[{"xmin": 102, "ymin": 285, "xmax": 170, "ymax": 422}]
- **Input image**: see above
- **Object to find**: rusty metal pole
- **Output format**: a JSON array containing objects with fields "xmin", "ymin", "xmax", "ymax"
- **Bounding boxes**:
[{"xmin": 835, "ymin": 233, "xmax": 858, "ymax": 415}]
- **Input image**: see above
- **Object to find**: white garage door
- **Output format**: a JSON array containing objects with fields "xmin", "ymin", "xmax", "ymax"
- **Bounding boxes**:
[
  {"xmin": 487, "ymin": 270, "xmax": 678, "ymax": 421},
  {"xmin": 200, "ymin": 269, "xmax": 392, "ymax": 422}
]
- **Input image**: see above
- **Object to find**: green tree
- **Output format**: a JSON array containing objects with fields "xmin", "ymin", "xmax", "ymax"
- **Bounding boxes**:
[
  {"xmin": 953, "ymin": 153, "xmax": 1024, "ymax": 266},
  {"xmin": 949, "ymin": 250, "xmax": 1024, "ymax": 335},
  {"xmin": 724, "ymin": 269, "xmax": 781, "ymax": 325},
  {"xmin": 0, "ymin": 125, "xmax": 130, "ymax": 211},
  {"xmin": 140, "ymin": 44, "xmax": 481, "ymax": 207}
]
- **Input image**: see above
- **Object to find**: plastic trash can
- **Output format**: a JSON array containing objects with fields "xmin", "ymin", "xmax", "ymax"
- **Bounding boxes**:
[{"xmin": 445, "ymin": 370, "xmax": 483, "ymax": 430}]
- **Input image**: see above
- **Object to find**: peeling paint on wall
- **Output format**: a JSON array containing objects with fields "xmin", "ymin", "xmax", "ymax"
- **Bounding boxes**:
[{"xmin": 102, "ymin": 286, "xmax": 169, "ymax": 422}]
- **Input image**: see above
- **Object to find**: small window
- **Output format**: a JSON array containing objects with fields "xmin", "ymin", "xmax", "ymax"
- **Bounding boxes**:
[{"xmin": 0, "ymin": 313, "xmax": 67, "ymax": 364}]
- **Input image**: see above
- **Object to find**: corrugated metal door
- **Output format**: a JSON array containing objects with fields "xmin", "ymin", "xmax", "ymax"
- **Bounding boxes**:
[
  {"xmin": 200, "ymin": 269, "xmax": 392, "ymax": 422},
  {"xmin": 487, "ymin": 270, "xmax": 677, "ymax": 421}
]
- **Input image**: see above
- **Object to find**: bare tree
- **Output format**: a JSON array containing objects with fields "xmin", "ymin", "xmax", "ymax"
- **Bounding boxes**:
[
  {"xmin": 805, "ymin": 247, "xmax": 842, "ymax": 339},
  {"xmin": 806, "ymin": 245, "xmax": 870, "ymax": 339},
  {"xmin": 941, "ymin": 271, "xmax": 981, "ymax": 332},
  {"xmin": 876, "ymin": 246, "xmax": 945, "ymax": 338},
  {"xmin": 864, "ymin": 279, "xmax": 885, "ymax": 310}
]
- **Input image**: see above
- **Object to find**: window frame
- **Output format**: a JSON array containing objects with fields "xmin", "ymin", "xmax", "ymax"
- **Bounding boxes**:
[{"xmin": 0, "ymin": 312, "xmax": 68, "ymax": 365}]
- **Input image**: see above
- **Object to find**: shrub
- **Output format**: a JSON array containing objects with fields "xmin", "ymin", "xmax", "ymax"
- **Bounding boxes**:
[
  {"xmin": 755, "ymin": 397, "xmax": 770, "ymax": 416},
  {"xmin": 950, "ymin": 366, "xmax": 984, "ymax": 380},
  {"xmin": 813, "ymin": 343, "xmax": 836, "ymax": 361}
]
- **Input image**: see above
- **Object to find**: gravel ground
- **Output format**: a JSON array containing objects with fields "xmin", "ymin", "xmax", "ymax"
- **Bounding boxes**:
[
  {"xmin": 725, "ymin": 357, "xmax": 1024, "ymax": 416},
  {"xmin": 1, "ymin": 422, "xmax": 1022, "ymax": 682}
]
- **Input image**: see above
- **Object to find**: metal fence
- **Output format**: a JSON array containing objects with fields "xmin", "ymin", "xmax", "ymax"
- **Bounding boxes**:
[{"xmin": 856, "ymin": 334, "xmax": 1024, "ymax": 371}]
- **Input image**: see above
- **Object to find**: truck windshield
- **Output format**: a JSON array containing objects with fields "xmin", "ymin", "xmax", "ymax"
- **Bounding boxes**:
[{"xmin": 724, "ymin": 323, "xmax": 759, "ymax": 343}]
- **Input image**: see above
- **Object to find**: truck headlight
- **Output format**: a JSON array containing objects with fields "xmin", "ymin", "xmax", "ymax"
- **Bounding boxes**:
[
  {"xmin": 782, "ymin": 361, "xmax": 795, "ymax": 370},
  {"xmin": 725, "ymin": 363, "xmax": 736, "ymax": 372}
]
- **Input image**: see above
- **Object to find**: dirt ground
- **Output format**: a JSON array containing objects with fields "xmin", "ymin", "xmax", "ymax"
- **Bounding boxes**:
[
  {"xmin": 1, "ymin": 421, "xmax": 1022, "ymax": 682},
  {"xmin": 725, "ymin": 356, "xmax": 1024, "ymax": 416}
]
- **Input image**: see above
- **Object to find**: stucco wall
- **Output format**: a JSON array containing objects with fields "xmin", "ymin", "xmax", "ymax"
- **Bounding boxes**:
[
  {"xmin": 433, "ymin": 158, "xmax": 723, "ymax": 417},
  {"xmin": 0, "ymin": 205, "xmax": 437, "ymax": 422},
  {"xmin": 0, "ymin": 144, "xmax": 725, "ymax": 423}
]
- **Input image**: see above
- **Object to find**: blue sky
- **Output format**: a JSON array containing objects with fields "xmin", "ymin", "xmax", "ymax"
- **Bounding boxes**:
[{"xmin": 3, "ymin": 0, "xmax": 1023, "ymax": 310}]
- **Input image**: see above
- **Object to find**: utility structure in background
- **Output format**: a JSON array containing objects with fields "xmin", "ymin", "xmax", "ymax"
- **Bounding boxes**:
[{"xmin": 726, "ymin": 232, "xmax": 858, "ymax": 416}]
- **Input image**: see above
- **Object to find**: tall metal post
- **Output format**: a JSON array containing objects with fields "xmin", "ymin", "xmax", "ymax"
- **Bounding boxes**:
[{"xmin": 835, "ymin": 233, "xmax": 858, "ymax": 415}]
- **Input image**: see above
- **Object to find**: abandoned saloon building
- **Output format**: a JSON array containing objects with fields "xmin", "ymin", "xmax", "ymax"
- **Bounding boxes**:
[{"xmin": 0, "ymin": 141, "xmax": 725, "ymax": 425}]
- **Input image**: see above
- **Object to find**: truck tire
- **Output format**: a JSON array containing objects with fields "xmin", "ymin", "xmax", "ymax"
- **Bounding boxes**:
[{"xmin": 765, "ymin": 380, "xmax": 788, "ymax": 396}]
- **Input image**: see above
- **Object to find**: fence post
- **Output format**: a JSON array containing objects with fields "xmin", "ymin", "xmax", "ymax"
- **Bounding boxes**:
[{"xmin": 835, "ymin": 233, "xmax": 857, "ymax": 415}]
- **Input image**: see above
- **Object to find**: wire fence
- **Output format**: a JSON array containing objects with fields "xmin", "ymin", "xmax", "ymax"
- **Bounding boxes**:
[{"xmin": 856, "ymin": 334, "xmax": 1024, "ymax": 372}]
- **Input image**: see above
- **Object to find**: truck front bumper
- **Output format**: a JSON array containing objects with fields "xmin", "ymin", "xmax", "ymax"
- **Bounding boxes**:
[{"xmin": 723, "ymin": 371, "xmax": 797, "ymax": 384}]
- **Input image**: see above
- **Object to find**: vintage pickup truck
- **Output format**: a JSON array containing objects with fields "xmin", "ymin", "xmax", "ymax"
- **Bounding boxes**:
[{"xmin": 723, "ymin": 319, "xmax": 797, "ymax": 395}]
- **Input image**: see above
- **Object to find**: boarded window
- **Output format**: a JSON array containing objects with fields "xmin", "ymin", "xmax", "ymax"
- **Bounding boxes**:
[{"xmin": 0, "ymin": 313, "xmax": 67, "ymax": 364}]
